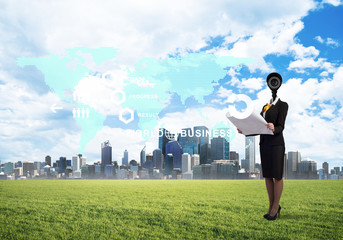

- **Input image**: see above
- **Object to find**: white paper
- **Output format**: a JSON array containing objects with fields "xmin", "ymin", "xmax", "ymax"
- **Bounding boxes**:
[{"xmin": 226, "ymin": 111, "xmax": 273, "ymax": 136}]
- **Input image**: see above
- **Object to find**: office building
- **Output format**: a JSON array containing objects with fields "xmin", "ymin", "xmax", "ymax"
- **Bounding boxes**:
[
  {"xmin": 23, "ymin": 161, "xmax": 34, "ymax": 176},
  {"xmin": 34, "ymin": 162, "xmax": 41, "ymax": 173},
  {"xmin": 4, "ymin": 162, "xmax": 14, "ymax": 174},
  {"xmin": 241, "ymin": 159, "xmax": 249, "ymax": 172},
  {"xmin": 166, "ymin": 141, "xmax": 183, "ymax": 170},
  {"xmin": 72, "ymin": 155, "xmax": 80, "ymax": 172},
  {"xmin": 224, "ymin": 139, "xmax": 230, "ymax": 160},
  {"xmin": 122, "ymin": 149, "xmax": 129, "ymax": 166},
  {"xmin": 105, "ymin": 165, "xmax": 115, "ymax": 178},
  {"xmin": 45, "ymin": 155, "xmax": 51, "ymax": 166},
  {"xmin": 287, "ymin": 151, "xmax": 301, "ymax": 178},
  {"xmin": 194, "ymin": 126, "xmax": 210, "ymax": 164},
  {"xmin": 178, "ymin": 128, "xmax": 199, "ymax": 155},
  {"xmin": 164, "ymin": 154, "xmax": 174, "ymax": 175},
  {"xmin": 101, "ymin": 140, "xmax": 112, "ymax": 167},
  {"xmin": 140, "ymin": 146, "xmax": 146, "ymax": 167},
  {"xmin": 59, "ymin": 157, "xmax": 67, "ymax": 173},
  {"xmin": 334, "ymin": 167, "xmax": 340, "ymax": 175},
  {"xmin": 159, "ymin": 128, "xmax": 174, "ymax": 160},
  {"xmin": 181, "ymin": 153, "xmax": 191, "ymax": 173},
  {"xmin": 153, "ymin": 149, "xmax": 163, "ymax": 170},
  {"xmin": 211, "ymin": 136, "xmax": 225, "ymax": 162},
  {"xmin": 298, "ymin": 158, "xmax": 317, "ymax": 179},
  {"xmin": 191, "ymin": 154, "xmax": 200, "ymax": 170},
  {"xmin": 322, "ymin": 162, "xmax": 329, "ymax": 176},
  {"xmin": 15, "ymin": 161, "xmax": 23, "ymax": 168},
  {"xmin": 229, "ymin": 151, "xmax": 239, "ymax": 165},
  {"xmin": 245, "ymin": 136, "xmax": 255, "ymax": 172}
]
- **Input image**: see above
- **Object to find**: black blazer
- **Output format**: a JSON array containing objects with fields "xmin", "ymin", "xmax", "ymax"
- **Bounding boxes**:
[{"xmin": 260, "ymin": 99, "xmax": 288, "ymax": 146}]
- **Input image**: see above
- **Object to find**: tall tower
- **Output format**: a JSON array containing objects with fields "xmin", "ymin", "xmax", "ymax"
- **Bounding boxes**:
[
  {"xmin": 287, "ymin": 151, "xmax": 301, "ymax": 178},
  {"xmin": 45, "ymin": 155, "xmax": 52, "ymax": 166},
  {"xmin": 140, "ymin": 146, "xmax": 146, "ymax": 167},
  {"xmin": 178, "ymin": 128, "xmax": 198, "ymax": 155},
  {"xmin": 101, "ymin": 140, "xmax": 112, "ymax": 167},
  {"xmin": 322, "ymin": 162, "xmax": 329, "ymax": 176},
  {"xmin": 159, "ymin": 128, "xmax": 174, "ymax": 157},
  {"xmin": 210, "ymin": 136, "xmax": 225, "ymax": 161},
  {"xmin": 153, "ymin": 149, "xmax": 163, "ymax": 170},
  {"xmin": 245, "ymin": 136, "xmax": 255, "ymax": 172},
  {"xmin": 166, "ymin": 141, "xmax": 183, "ymax": 170},
  {"xmin": 194, "ymin": 126, "xmax": 210, "ymax": 164},
  {"xmin": 72, "ymin": 155, "xmax": 80, "ymax": 172},
  {"xmin": 122, "ymin": 149, "xmax": 129, "ymax": 166}
]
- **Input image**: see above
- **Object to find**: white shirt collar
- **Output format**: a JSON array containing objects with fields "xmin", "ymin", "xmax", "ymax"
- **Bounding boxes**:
[{"xmin": 270, "ymin": 96, "xmax": 279, "ymax": 105}]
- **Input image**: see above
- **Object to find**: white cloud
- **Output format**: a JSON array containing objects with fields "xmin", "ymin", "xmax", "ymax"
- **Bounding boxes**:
[
  {"xmin": 326, "ymin": 37, "xmax": 340, "ymax": 47},
  {"xmin": 321, "ymin": 0, "xmax": 343, "ymax": 7},
  {"xmin": 315, "ymin": 36, "xmax": 340, "ymax": 47},
  {"xmin": 289, "ymin": 44, "xmax": 319, "ymax": 59},
  {"xmin": 0, "ymin": 0, "xmax": 317, "ymax": 68},
  {"xmin": 315, "ymin": 36, "xmax": 325, "ymax": 43},
  {"xmin": 288, "ymin": 57, "xmax": 336, "ymax": 73},
  {"xmin": 214, "ymin": 20, "xmax": 307, "ymax": 72}
]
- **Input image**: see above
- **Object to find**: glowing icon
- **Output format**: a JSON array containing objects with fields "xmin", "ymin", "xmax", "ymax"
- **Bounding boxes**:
[
  {"xmin": 113, "ymin": 90, "xmax": 126, "ymax": 104},
  {"xmin": 73, "ymin": 108, "xmax": 90, "ymax": 118},
  {"xmin": 50, "ymin": 104, "xmax": 63, "ymax": 113},
  {"xmin": 119, "ymin": 108, "xmax": 134, "ymax": 124}
]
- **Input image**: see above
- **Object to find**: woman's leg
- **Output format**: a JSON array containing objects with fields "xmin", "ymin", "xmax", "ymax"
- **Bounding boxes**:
[
  {"xmin": 265, "ymin": 178, "xmax": 274, "ymax": 214},
  {"xmin": 269, "ymin": 178, "xmax": 283, "ymax": 216}
]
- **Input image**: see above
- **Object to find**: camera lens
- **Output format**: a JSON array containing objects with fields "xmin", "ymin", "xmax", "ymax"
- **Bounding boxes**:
[
  {"xmin": 266, "ymin": 73, "xmax": 282, "ymax": 91},
  {"xmin": 271, "ymin": 78, "xmax": 279, "ymax": 87}
]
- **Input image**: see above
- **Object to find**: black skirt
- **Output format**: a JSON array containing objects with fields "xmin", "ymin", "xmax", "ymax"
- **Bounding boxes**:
[{"xmin": 260, "ymin": 144, "xmax": 285, "ymax": 179}]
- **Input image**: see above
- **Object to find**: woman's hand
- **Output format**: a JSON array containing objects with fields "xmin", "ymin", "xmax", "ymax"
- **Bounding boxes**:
[
  {"xmin": 237, "ymin": 128, "xmax": 243, "ymax": 134},
  {"xmin": 266, "ymin": 123, "xmax": 275, "ymax": 132}
]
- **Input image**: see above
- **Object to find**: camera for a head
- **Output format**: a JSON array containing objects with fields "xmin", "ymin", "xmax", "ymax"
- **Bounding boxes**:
[{"xmin": 266, "ymin": 72, "xmax": 282, "ymax": 91}]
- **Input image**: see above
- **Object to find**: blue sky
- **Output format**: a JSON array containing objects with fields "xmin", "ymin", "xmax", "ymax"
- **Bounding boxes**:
[{"xmin": 0, "ymin": 0, "xmax": 342, "ymax": 170}]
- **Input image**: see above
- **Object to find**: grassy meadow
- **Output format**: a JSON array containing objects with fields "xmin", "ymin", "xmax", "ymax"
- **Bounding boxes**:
[{"xmin": 0, "ymin": 179, "xmax": 342, "ymax": 239}]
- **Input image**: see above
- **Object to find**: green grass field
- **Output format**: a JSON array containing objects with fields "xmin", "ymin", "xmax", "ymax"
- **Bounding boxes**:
[{"xmin": 0, "ymin": 180, "xmax": 342, "ymax": 239}]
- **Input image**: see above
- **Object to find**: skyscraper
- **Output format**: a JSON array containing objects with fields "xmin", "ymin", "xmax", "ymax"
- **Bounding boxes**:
[
  {"xmin": 178, "ymin": 128, "xmax": 199, "ymax": 155},
  {"xmin": 122, "ymin": 149, "xmax": 129, "ymax": 166},
  {"xmin": 101, "ymin": 140, "xmax": 112, "ymax": 167},
  {"xmin": 166, "ymin": 140, "xmax": 183, "ymax": 169},
  {"xmin": 4, "ymin": 162, "xmax": 14, "ymax": 174},
  {"xmin": 164, "ymin": 154, "xmax": 173, "ymax": 175},
  {"xmin": 194, "ymin": 126, "xmax": 210, "ymax": 164},
  {"xmin": 191, "ymin": 154, "xmax": 200, "ymax": 170},
  {"xmin": 287, "ymin": 151, "xmax": 301, "ymax": 178},
  {"xmin": 140, "ymin": 146, "xmax": 146, "ymax": 167},
  {"xmin": 23, "ymin": 161, "xmax": 34, "ymax": 176},
  {"xmin": 245, "ymin": 136, "xmax": 255, "ymax": 172},
  {"xmin": 45, "ymin": 155, "xmax": 51, "ymax": 166},
  {"xmin": 153, "ymin": 149, "xmax": 163, "ymax": 170},
  {"xmin": 181, "ymin": 153, "xmax": 191, "ymax": 173},
  {"xmin": 224, "ymin": 139, "xmax": 230, "ymax": 160},
  {"xmin": 72, "ymin": 155, "xmax": 80, "ymax": 172},
  {"xmin": 159, "ymin": 128, "xmax": 174, "ymax": 159},
  {"xmin": 210, "ymin": 136, "xmax": 225, "ymax": 161},
  {"xmin": 322, "ymin": 162, "xmax": 329, "ymax": 176},
  {"xmin": 59, "ymin": 157, "xmax": 66, "ymax": 173}
]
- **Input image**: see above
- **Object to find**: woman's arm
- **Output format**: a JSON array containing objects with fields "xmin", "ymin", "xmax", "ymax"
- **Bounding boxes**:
[{"xmin": 273, "ymin": 102, "xmax": 288, "ymax": 135}]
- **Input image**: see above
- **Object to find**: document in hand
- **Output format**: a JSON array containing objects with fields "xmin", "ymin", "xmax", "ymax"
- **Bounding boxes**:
[{"xmin": 226, "ymin": 111, "xmax": 273, "ymax": 136}]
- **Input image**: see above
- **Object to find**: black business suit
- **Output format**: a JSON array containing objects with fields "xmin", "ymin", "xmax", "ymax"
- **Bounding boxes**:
[{"xmin": 260, "ymin": 98, "xmax": 288, "ymax": 178}]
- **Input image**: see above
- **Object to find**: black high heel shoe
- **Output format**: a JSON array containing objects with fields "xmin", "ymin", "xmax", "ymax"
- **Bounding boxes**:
[{"xmin": 266, "ymin": 205, "xmax": 281, "ymax": 221}]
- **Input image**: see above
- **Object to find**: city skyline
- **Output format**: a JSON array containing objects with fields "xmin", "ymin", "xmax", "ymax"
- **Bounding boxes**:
[{"xmin": 1, "ymin": 124, "xmax": 342, "ymax": 179}]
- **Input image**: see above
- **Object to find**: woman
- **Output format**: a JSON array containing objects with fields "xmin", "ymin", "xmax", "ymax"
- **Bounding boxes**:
[{"xmin": 239, "ymin": 72, "xmax": 288, "ymax": 221}]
